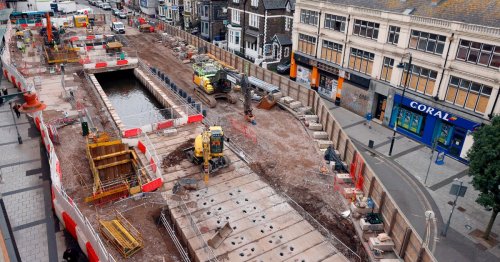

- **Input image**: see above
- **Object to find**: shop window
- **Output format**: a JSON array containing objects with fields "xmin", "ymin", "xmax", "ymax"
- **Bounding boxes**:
[
  {"xmin": 456, "ymin": 39, "xmax": 500, "ymax": 69},
  {"xmin": 320, "ymin": 40, "xmax": 343, "ymax": 65},
  {"xmin": 395, "ymin": 107, "xmax": 425, "ymax": 136},
  {"xmin": 380, "ymin": 57, "xmax": 394, "ymax": 82},
  {"xmin": 401, "ymin": 63, "xmax": 437, "ymax": 96},
  {"xmin": 353, "ymin": 19, "xmax": 379, "ymax": 40},
  {"xmin": 298, "ymin": 33, "xmax": 317, "ymax": 56},
  {"xmin": 408, "ymin": 30, "xmax": 446, "ymax": 55},
  {"xmin": 300, "ymin": 9, "xmax": 319, "ymax": 26},
  {"xmin": 348, "ymin": 48, "xmax": 374, "ymax": 75},
  {"xmin": 437, "ymin": 122, "xmax": 454, "ymax": 146},
  {"xmin": 387, "ymin": 26, "xmax": 400, "ymax": 45},
  {"xmin": 445, "ymin": 76, "xmax": 492, "ymax": 114},
  {"xmin": 324, "ymin": 14, "xmax": 346, "ymax": 32},
  {"xmin": 319, "ymin": 75, "xmax": 337, "ymax": 96}
]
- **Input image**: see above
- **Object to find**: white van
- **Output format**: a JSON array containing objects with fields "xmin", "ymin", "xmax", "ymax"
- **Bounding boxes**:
[{"xmin": 77, "ymin": 8, "xmax": 94, "ymax": 15}]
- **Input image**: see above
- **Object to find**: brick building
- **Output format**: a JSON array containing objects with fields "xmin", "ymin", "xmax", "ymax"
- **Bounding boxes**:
[
  {"xmin": 227, "ymin": 0, "xmax": 295, "ymax": 63},
  {"xmin": 291, "ymin": 0, "xmax": 500, "ymax": 162}
]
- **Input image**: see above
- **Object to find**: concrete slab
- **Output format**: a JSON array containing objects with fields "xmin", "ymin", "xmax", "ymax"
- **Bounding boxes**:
[
  {"xmin": 308, "ymin": 123, "xmax": 323, "ymax": 131},
  {"xmin": 316, "ymin": 140, "xmax": 334, "ymax": 149},
  {"xmin": 284, "ymin": 242, "xmax": 338, "ymax": 262},
  {"xmin": 289, "ymin": 101, "xmax": 302, "ymax": 109},
  {"xmin": 304, "ymin": 115, "xmax": 319, "ymax": 122},
  {"xmin": 313, "ymin": 131, "xmax": 328, "ymax": 140}
]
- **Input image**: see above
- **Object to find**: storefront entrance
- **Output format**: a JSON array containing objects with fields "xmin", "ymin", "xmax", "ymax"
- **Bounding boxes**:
[{"xmin": 374, "ymin": 94, "xmax": 387, "ymax": 121}]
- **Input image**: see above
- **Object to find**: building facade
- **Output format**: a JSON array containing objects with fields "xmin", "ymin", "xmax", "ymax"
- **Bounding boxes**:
[
  {"xmin": 197, "ymin": 0, "xmax": 227, "ymax": 42},
  {"xmin": 227, "ymin": 0, "xmax": 295, "ymax": 63},
  {"xmin": 158, "ymin": 0, "xmax": 183, "ymax": 25},
  {"xmin": 291, "ymin": 0, "xmax": 500, "ymax": 162}
]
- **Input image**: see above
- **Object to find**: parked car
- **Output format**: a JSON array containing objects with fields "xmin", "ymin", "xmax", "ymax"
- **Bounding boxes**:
[
  {"xmin": 112, "ymin": 8, "xmax": 120, "ymax": 16},
  {"xmin": 110, "ymin": 22, "xmax": 125, "ymax": 34},
  {"xmin": 276, "ymin": 61, "xmax": 291, "ymax": 74},
  {"xmin": 89, "ymin": 0, "xmax": 97, "ymax": 6},
  {"xmin": 102, "ymin": 3, "xmax": 112, "ymax": 10},
  {"xmin": 95, "ymin": 1, "xmax": 104, "ymax": 8},
  {"xmin": 117, "ymin": 12, "xmax": 127, "ymax": 19}
]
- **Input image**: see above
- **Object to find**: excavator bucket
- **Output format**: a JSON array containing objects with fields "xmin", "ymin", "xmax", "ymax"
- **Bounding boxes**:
[
  {"xmin": 257, "ymin": 94, "xmax": 277, "ymax": 110},
  {"xmin": 207, "ymin": 222, "xmax": 233, "ymax": 249}
]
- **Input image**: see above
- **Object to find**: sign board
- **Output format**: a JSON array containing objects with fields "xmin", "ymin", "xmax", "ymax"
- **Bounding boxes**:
[
  {"xmin": 223, "ymin": 19, "xmax": 229, "ymax": 25},
  {"xmin": 449, "ymin": 184, "xmax": 467, "ymax": 197}
]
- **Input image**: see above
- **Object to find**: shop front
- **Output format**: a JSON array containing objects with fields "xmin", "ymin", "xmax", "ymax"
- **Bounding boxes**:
[{"xmin": 390, "ymin": 94, "xmax": 480, "ymax": 162}]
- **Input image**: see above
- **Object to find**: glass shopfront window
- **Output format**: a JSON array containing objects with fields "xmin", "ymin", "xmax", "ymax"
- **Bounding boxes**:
[
  {"xmin": 319, "ymin": 74, "xmax": 338, "ymax": 98},
  {"xmin": 394, "ymin": 106, "xmax": 425, "ymax": 136}
]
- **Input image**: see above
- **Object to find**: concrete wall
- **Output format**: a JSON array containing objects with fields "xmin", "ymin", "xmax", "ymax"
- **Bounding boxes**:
[{"xmin": 160, "ymin": 22, "xmax": 437, "ymax": 262}]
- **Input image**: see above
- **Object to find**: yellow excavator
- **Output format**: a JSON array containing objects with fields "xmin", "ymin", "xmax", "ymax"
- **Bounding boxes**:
[
  {"xmin": 192, "ymin": 62, "xmax": 238, "ymax": 108},
  {"xmin": 184, "ymin": 126, "xmax": 230, "ymax": 183}
]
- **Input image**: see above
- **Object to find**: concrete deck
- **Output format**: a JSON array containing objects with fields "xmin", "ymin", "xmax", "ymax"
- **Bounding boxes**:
[{"xmin": 151, "ymin": 124, "xmax": 347, "ymax": 262}]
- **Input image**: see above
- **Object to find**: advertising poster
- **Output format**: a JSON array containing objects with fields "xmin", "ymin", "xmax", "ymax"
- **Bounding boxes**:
[{"xmin": 296, "ymin": 65, "xmax": 311, "ymax": 87}]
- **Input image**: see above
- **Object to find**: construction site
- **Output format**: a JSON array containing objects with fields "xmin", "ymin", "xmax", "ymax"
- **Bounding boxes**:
[{"xmin": 0, "ymin": 12, "xmax": 436, "ymax": 262}]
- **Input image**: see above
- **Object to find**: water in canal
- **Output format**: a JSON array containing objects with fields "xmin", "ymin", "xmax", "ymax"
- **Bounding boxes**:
[{"xmin": 95, "ymin": 70, "xmax": 171, "ymax": 128}]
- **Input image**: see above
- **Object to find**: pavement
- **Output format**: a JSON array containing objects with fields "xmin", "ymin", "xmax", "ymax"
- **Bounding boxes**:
[
  {"xmin": 0, "ymin": 79, "xmax": 70, "ymax": 262},
  {"xmin": 322, "ymin": 99, "xmax": 500, "ymax": 261}
]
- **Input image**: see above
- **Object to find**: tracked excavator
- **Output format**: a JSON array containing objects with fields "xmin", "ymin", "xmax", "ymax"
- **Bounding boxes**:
[
  {"xmin": 184, "ymin": 126, "xmax": 230, "ymax": 183},
  {"xmin": 192, "ymin": 62, "xmax": 238, "ymax": 108}
]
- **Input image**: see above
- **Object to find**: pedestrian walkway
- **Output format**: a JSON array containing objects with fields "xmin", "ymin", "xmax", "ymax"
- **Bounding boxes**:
[
  {"xmin": 323, "ymin": 99, "xmax": 500, "ymax": 261},
  {"xmin": 0, "ymin": 79, "xmax": 68, "ymax": 262}
]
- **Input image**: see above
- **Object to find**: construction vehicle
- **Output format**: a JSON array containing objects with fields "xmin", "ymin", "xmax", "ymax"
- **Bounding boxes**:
[
  {"xmin": 192, "ymin": 62, "xmax": 237, "ymax": 108},
  {"xmin": 184, "ymin": 126, "xmax": 230, "ymax": 183}
]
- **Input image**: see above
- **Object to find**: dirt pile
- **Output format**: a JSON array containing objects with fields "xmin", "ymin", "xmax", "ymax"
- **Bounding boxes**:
[{"xmin": 162, "ymin": 138, "xmax": 195, "ymax": 168}]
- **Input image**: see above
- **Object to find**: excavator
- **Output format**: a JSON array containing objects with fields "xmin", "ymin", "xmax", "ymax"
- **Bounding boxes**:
[
  {"xmin": 184, "ymin": 126, "xmax": 230, "ymax": 183},
  {"xmin": 192, "ymin": 62, "xmax": 238, "ymax": 108}
]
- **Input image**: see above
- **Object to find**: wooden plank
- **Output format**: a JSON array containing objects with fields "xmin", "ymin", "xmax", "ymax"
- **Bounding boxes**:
[
  {"xmin": 93, "ymin": 150, "xmax": 132, "ymax": 161},
  {"xmin": 96, "ymin": 159, "xmax": 131, "ymax": 170},
  {"xmin": 284, "ymin": 242, "xmax": 338, "ymax": 262}
]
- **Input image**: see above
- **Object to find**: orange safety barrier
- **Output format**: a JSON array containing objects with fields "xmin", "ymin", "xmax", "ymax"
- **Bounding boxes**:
[
  {"xmin": 116, "ymin": 60, "xmax": 128, "ymax": 65},
  {"xmin": 187, "ymin": 114, "xmax": 203, "ymax": 123},
  {"xmin": 62, "ymin": 212, "xmax": 77, "ymax": 239},
  {"xmin": 150, "ymin": 158, "xmax": 157, "ymax": 172},
  {"xmin": 141, "ymin": 178, "xmax": 162, "ymax": 192},
  {"xmin": 123, "ymin": 128, "xmax": 142, "ymax": 138},
  {"xmin": 137, "ymin": 140, "xmax": 146, "ymax": 154},
  {"xmin": 95, "ymin": 62, "xmax": 107, "ymax": 68},
  {"xmin": 86, "ymin": 242, "xmax": 99, "ymax": 262},
  {"xmin": 156, "ymin": 120, "xmax": 173, "ymax": 130}
]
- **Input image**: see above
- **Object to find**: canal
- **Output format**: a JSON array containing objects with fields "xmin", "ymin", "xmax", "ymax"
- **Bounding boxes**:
[{"xmin": 95, "ymin": 69, "xmax": 171, "ymax": 128}]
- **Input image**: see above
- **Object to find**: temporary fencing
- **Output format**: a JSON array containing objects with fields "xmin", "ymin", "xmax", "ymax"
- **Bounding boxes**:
[{"xmin": 1, "ymin": 21, "xmax": 116, "ymax": 262}]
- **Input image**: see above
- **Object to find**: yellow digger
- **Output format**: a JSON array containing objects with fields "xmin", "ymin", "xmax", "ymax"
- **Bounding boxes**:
[
  {"xmin": 184, "ymin": 126, "xmax": 230, "ymax": 183},
  {"xmin": 192, "ymin": 62, "xmax": 237, "ymax": 108}
]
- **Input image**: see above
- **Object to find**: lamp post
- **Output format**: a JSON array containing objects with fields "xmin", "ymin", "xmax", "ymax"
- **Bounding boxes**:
[
  {"xmin": 442, "ymin": 179, "xmax": 464, "ymax": 237},
  {"xmin": 8, "ymin": 102, "xmax": 23, "ymax": 145},
  {"xmin": 388, "ymin": 53, "xmax": 413, "ymax": 156}
]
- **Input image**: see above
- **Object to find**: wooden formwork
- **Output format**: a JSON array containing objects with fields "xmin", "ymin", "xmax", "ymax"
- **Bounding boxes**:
[{"xmin": 85, "ymin": 139, "xmax": 145, "ymax": 204}]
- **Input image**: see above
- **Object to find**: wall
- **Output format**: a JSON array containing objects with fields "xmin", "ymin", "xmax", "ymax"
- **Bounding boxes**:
[{"xmin": 161, "ymin": 22, "xmax": 437, "ymax": 262}]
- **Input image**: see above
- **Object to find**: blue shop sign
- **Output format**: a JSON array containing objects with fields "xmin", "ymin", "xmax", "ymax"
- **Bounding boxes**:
[{"xmin": 395, "ymin": 94, "xmax": 479, "ymax": 130}]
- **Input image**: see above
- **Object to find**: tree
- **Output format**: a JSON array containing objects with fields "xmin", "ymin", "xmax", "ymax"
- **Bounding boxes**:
[{"xmin": 468, "ymin": 116, "xmax": 500, "ymax": 240}]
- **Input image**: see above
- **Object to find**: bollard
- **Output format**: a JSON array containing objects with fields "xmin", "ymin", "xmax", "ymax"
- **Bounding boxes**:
[
  {"xmin": 187, "ymin": 97, "xmax": 192, "ymax": 103},
  {"xmin": 151, "ymin": 67, "xmax": 156, "ymax": 74},
  {"xmin": 202, "ymin": 110, "xmax": 207, "ymax": 117},
  {"xmin": 161, "ymin": 73, "xmax": 165, "ymax": 81},
  {"xmin": 368, "ymin": 140, "xmax": 374, "ymax": 149},
  {"xmin": 196, "ymin": 104, "xmax": 201, "ymax": 112}
]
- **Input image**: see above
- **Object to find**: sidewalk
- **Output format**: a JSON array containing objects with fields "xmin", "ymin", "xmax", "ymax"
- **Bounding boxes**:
[
  {"xmin": 0, "ymin": 79, "xmax": 68, "ymax": 262},
  {"xmin": 323, "ymin": 99, "xmax": 499, "ymax": 261}
]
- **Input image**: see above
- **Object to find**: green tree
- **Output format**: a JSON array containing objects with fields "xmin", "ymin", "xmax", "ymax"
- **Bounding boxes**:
[{"xmin": 468, "ymin": 116, "xmax": 500, "ymax": 240}]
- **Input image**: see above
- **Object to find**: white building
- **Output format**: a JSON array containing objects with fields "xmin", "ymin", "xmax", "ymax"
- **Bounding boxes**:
[{"xmin": 291, "ymin": 0, "xmax": 500, "ymax": 162}]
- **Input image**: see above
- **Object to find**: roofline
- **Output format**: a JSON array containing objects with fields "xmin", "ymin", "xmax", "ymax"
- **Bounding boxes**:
[{"xmin": 299, "ymin": 0, "xmax": 500, "ymax": 36}]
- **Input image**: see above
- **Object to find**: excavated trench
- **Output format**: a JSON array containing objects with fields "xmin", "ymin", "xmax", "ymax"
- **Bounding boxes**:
[{"xmin": 95, "ymin": 69, "xmax": 171, "ymax": 128}]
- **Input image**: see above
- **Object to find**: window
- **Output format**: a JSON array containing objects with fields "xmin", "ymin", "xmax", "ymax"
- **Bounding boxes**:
[
  {"xmin": 445, "ymin": 76, "xmax": 492, "ymax": 114},
  {"xmin": 300, "ymin": 9, "xmax": 319, "ymax": 26},
  {"xmin": 284, "ymin": 47, "xmax": 290, "ymax": 58},
  {"xmin": 251, "ymin": 0, "xmax": 258, "ymax": 7},
  {"xmin": 409, "ymin": 30, "xmax": 446, "ymax": 55},
  {"xmin": 246, "ymin": 41, "xmax": 257, "ymax": 51},
  {"xmin": 320, "ymin": 40, "xmax": 343, "ymax": 65},
  {"xmin": 285, "ymin": 17, "xmax": 292, "ymax": 31},
  {"xmin": 298, "ymin": 33, "xmax": 317, "ymax": 56},
  {"xmin": 456, "ymin": 39, "xmax": 500, "ymax": 69},
  {"xmin": 229, "ymin": 30, "xmax": 240, "ymax": 45},
  {"xmin": 387, "ymin": 26, "xmax": 400, "ymax": 45},
  {"xmin": 353, "ymin": 19, "xmax": 379, "ymax": 40},
  {"xmin": 348, "ymin": 48, "xmax": 375, "ymax": 74},
  {"xmin": 324, "ymin": 14, "xmax": 346, "ymax": 32},
  {"xmin": 200, "ymin": 5, "xmax": 209, "ymax": 17},
  {"xmin": 380, "ymin": 57, "xmax": 394, "ymax": 82},
  {"xmin": 249, "ymin": 13, "xmax": 259, "ymax": 28},
  {"xmin": 394, "ymin": 107, "xmax": 426, "ymax": 136},
  {"xmin": 232, "ymin": 9, "xmax": 240, "ymax": 24},
  {"xmin": 233, "ymin": 0, "xmax": 239, "ymax": 3},
  {"xmin": 201, "ymin": 21, "xmax": 209, "ymax": 35},
  {"xmin": 401, "ymin": 63, "xmax": 438, "ymax": 96}
]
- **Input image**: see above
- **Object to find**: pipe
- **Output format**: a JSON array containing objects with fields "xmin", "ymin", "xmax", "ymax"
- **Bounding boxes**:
[
  {"xmin": 240, "ymin": 0, "xmax": 249, "ymax": 57},
  {"xmin": 435, "ymin": 33, "xmax": 454, "ymax": 100}
]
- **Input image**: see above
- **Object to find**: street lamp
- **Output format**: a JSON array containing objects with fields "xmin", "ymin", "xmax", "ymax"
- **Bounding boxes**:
[{"xmin": 388, "ymin": 53, "xmax": 413, "ymax": 156}]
